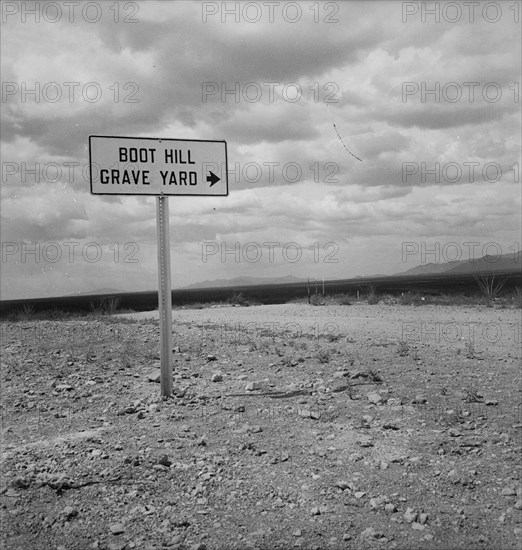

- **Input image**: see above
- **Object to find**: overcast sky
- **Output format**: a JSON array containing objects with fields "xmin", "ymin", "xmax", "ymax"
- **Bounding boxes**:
[{"xmin": 1, "ymin": 0, "xmax": 521, "ymax": 299}]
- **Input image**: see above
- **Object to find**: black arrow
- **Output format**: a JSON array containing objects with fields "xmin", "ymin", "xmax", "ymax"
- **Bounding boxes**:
[{"xmin": 207, "ymin": 171, "xmax": 220, "ymax": 187}]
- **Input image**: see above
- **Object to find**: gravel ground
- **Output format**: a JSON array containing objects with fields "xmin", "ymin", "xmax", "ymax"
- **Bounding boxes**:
[{"xmin": 1, "ymin": 302, "xmax": 521, "ymax": 550}]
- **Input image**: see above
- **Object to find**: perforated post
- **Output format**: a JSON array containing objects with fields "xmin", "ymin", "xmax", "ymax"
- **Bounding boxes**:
[{"xmin": 156, "ymin": 196, "xmax": 173, "ymax": 397}]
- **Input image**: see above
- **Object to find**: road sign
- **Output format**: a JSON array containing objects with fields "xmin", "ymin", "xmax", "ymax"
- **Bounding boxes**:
[
  {"xmin": 89, "ymin": 135, "xmax": 228, "ymax": 196},
  {"xmin": 89, "ymin": 135, "xmax": 229, "ymax": 397}
]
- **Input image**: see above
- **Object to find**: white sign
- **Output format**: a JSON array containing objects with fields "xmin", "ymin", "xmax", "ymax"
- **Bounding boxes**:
[{"xmin": 89, "ymin": 135, "xmax": 228, "ymax": 196}]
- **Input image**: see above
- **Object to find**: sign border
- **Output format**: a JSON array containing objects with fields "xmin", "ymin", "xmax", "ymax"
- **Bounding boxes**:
[{"xmin": 88, "ymin": 135, "xmax": 229, "ymax": 197}]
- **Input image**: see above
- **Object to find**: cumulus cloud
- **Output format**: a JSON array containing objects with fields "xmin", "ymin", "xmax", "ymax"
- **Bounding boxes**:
[{"xmin": 1, "ymin": 1, "xmax": 520, "ymax": 298}]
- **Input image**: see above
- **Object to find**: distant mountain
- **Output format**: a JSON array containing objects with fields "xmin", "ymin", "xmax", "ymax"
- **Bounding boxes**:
[
  {"xmin": 183, "ymin": 275, "xmax": 308, "ymax": 289},
  {"xmin": 395, "ymin": 251, "xmax": 521, "ymax": 277}
]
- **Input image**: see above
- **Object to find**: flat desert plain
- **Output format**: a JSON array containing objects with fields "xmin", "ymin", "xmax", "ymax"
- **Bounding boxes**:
[{"xmin": 1, "ymin": 303, "xmax": 521, "ymax": 550}]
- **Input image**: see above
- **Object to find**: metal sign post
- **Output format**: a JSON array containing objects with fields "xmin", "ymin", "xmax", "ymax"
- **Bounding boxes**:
[
  {"xmin": 89, "ymin": 135, "xmax": 228, "ymax": 398},
  {"xmin": 156, "ymin": 196, "xmax": 173, "ymax": 397}
]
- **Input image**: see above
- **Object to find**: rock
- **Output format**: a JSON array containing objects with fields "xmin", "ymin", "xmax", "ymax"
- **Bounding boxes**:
[
  {"xmin": 501, "ymin": 486, "xmax": 517, "ymax": 496},
  {"xmin": 310, "ymin": 506, "xmax": 321, "ymax": 516},
  {"xmin": 211, "ymin": 373, "xmax": 223, "ymax": 382},
  {"xmin": 354, "ymin": 492, "xmax": 366, "ymax": 499},
  {"xmin": 309, "ymin": 411, "xmax": 321, "ymax": 420},
  {"xmin": 248, "ymin": 425, "xmax": 263, "ymax": 434},
  {"xmin": 360, "ymin": 527, "xmax": 381, "ymax": 539},
  {"xmin": 62, "ymin": 506, "xmax": 78, "ymax": 520},
  {"xmin": 335, "ymin": 481, "xmax": 353, "ymax": 491},
  {"xmin": 419, "ymin": 513, "xmax": 428, "ymax": 524},
  {"xmin": 382, "ymin": 423, "xmax": 399, "ymax": 431},
  {"xmin": 11, "ymin": 477, "xmax": 30, "ymax": 489},
  {"xmin": 514, "ymin": 500, "xmax": 522, "ymax": 510},
  {"xmin": 207, "ymin": 355, "xmax": 217, "ymax": 362},
  {"xmin": 117, "ymin": 406, "xmax": 136, "ymax": 416},
  {"xmin": 404, "ymin": 508, "xmax": 418, "ymax": 523},
  {"xmin": 149, "ymin": 403, "xmax": 160, "ymax": 414},
  {"xmin": 158, "ymin": 455, "xmax": 172, "ymax": 467},
  {"xmin": 448, "ymin": 428, "xmax": 462, "ymax": 437},
  {"xmin": 485, "ymin": 399, "xmax": 499, "ymax": 406},
  {"xmin": 367, "ymin": 392, "xmax": 383, "ymax": 405},
  {"xmin": 147, "ymin": 371, "xmax": 161, "ymax": 383},
  {"xmin": 412, "ymin": 396, "xmax": 427, "ymax": 404},
  {"xmin": 109, "ymin": 523, "xmax": 125, "ymax": 535},
  {"xmin": 168, "ymin": 535, "xmax": 184, "ymax": 546},
  {"xmin": 351, "ymin": 371, "xmax": 370, "ymax": 380},
  {"xmin": 342, "ymin": 534, "xmax": 352, "ymax": 541},
  {"xmin": 356, "ymin": 435, "xmax": 374, "ymax": 447},
  {"xmin": 385, "ymin": 503, "xmax": 397, "ymax": 513},
  {"xmin": 411, "ymin": 522, "xmax": 425, "ymax": 530},
  {"xmin": 370, "ymin": 496, "xmax": 387, "ymax": 509},
  {"xmin": 245, "ymin": 381, "xmax": 262, "ymax": 391},
  {"xmin": 293, "ymin": 529, "xmax": 302, "ymax": 537},
  {"xmin": 387, "ymin": 398, "xmax": 402, "ymax": 406}
]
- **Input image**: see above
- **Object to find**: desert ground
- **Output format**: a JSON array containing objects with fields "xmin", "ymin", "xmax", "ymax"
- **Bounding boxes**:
[{"xmin": 1, "ymin": 302, "xmax": 521, "ymax": 549}]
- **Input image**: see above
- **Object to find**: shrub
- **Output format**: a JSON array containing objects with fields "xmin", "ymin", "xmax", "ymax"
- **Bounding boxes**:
[
  {"xmin": 366, "ymin": 285, "xmax": 379, "ymax": 305},
  {"xmin": 474, "ymin": 274, "xmax": 509, "ymax": 301}
]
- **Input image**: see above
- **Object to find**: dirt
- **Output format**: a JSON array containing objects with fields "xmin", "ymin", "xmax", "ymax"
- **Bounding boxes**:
[{"xmin": 1, "ymin": 303, "xmax": 521, "ymax": 550}]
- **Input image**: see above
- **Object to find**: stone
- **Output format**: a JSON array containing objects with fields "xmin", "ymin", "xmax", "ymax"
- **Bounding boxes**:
[
  {"xmin": 385, "ymin": 503, "xmax": 397, "ymax": 513},
  {"xmin": 62, "ymin": 506, "xmax": 78, "ymax": 520},
  {"xmin": 412, "ymin": 395, "xmax": 427, "ymax": 404},
  {"xmin": 387, "ymin": 398, "xmax": 402, "ymax": 406},
  {"xmin": 404, "ymin": 507, "xmax": 418, "ymax": 523},
  {"xmin": 211, "ymin": 373, "xmax": 223, "ymax": 382},
  {"xmin": 168, "ymin": 535, "xmax": 184, "ymax": 546},
  {"xmin": 360, "ymin": 527, "xmax": 381, "ymax": 539},
  {"xmin": 158, "ymin": 455, "xmax": 172, "ymax": 467},
  {"xmin": 367, "ymin": 392, "xmax": 383, "ymax": 405},
  {"xmin": 356, "ymin": 435, "xmax": 374, "ymax": 447},
  {"xmin": 109, "ymin": 523, "xmax": 125, "ymax": 535},
  {"xmin": 501, "ymin": 486, "xmax": 517, "ymax": 496},
  {"xmin": 245, "ymin": 381, "xmax": 262, "ymax": 391},
  {"xmin": 370, "ymin": 496, "xmax": 387, "ymax": 509},
  {"xmin": 147, "ymin": 371, "xmax": 161, "ymax": 383}
]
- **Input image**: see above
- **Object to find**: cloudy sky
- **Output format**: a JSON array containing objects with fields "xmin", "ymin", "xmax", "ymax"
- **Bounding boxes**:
[{"xmin": 1, "ymin": 0, "xmax": 520, "ymax": 299}]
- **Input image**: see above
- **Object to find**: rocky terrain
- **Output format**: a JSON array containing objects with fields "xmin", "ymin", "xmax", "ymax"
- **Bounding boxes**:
[{"xmin": 1, "ymin": 303, "xmax": 521, "ymax": 549}]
